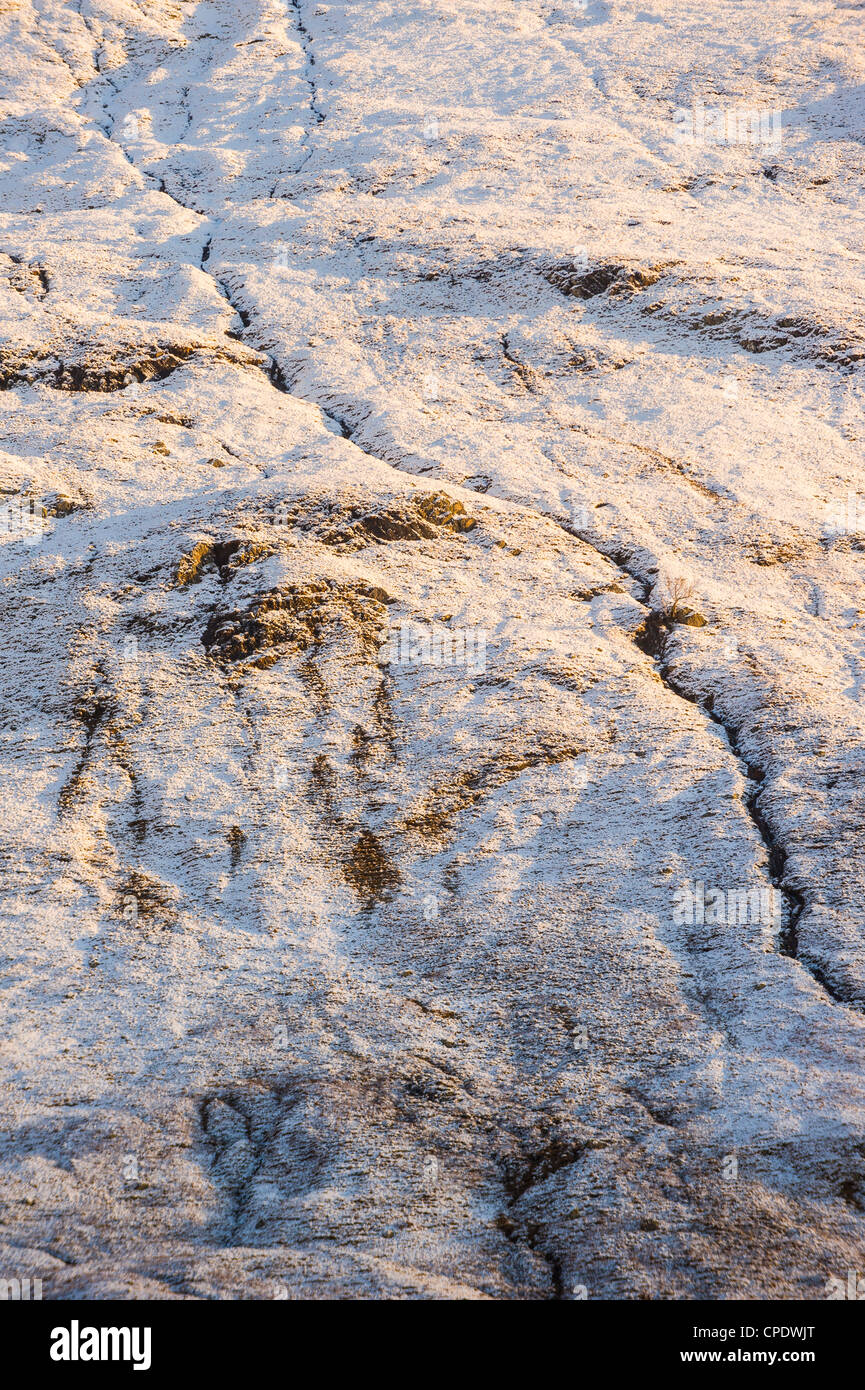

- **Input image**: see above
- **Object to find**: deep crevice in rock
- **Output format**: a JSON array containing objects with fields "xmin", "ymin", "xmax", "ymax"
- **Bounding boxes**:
[{"xmin": 561, "ymin": 524, "xmax": 855, "ymax": 1010}]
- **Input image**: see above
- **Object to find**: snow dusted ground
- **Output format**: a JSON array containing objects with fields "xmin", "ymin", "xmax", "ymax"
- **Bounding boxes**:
[{"xmin": 1, "ymin": 0, "xmax": 864, "ymax": 1299}]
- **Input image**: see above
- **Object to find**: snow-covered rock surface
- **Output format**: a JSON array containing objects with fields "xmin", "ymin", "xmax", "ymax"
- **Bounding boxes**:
[{"xmin": 1, "ymin": 0, "xmax": 864, "ymax": 1299}]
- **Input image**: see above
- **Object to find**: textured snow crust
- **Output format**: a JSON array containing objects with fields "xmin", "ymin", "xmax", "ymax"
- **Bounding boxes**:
[{"xmin": 1, "ymin": 0, "xmax": 865, "ymax": 1298}]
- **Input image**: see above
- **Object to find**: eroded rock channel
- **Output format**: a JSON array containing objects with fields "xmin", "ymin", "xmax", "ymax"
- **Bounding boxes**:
[{"xmin": 1, "ymin": 0, "xmax": 864, "ymax": 1300}]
